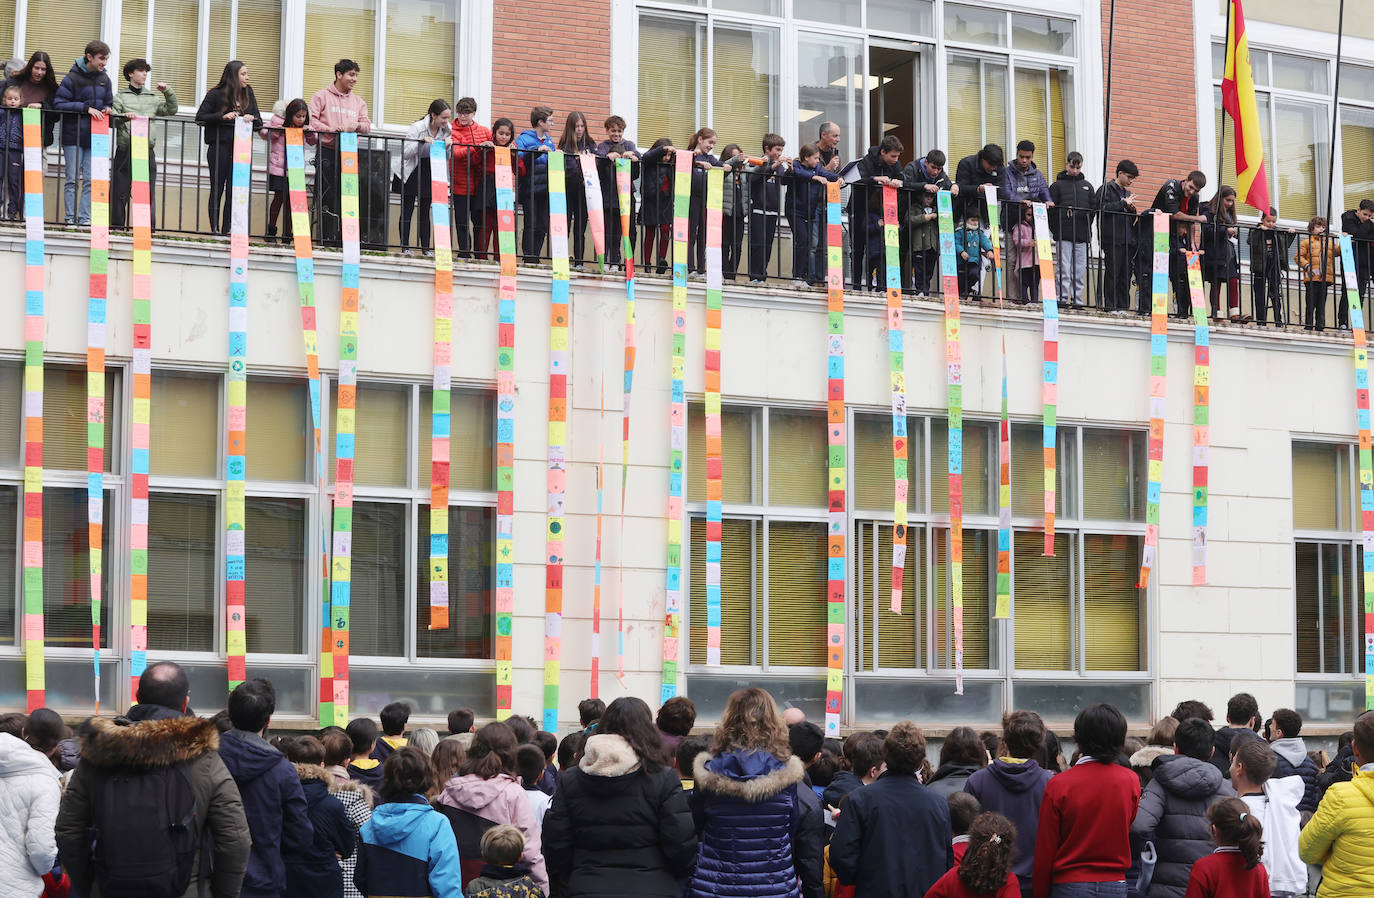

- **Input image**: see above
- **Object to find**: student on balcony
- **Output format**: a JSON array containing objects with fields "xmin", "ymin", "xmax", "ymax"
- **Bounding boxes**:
[
  {"xmin": 309, "ymin": 58, "xmax": 372, "ymax": 244},
  {"xmin": 111, "ymin": 58, "xmax": 177, "ymax": 230},
  {"xmin": 53, "ymin": 40, "xmax": 114, "ymax": 227},
  {"xmin": 195, "ymin": 60, "xmax": 260, "ymax": 236}
]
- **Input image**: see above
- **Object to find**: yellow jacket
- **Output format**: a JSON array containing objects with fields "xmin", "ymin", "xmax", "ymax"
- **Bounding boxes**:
[{"xmin": 1299, "ymin": 765, "xmax": 1374, "ymax": 897}]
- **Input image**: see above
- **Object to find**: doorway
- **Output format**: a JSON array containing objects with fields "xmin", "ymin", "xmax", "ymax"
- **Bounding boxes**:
[{"xmin": 867, "ymin": 43, "xmax": 928, "ymax": 166}]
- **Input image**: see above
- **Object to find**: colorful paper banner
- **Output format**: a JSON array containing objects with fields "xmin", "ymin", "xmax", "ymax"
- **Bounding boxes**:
[
  {"xmin": 616, "ymin": 158, "xmax": 636, "ymax": 685},
  {"xmin": 591, "ymin": 373, "xmax": 606, "ymax": 698},
  {"xmin": 704, "ymin": 167, "xmax": 724, "ymax": 665},
  {"xmin": 544, "ymin": 151, "xmax": 570, "ymax": 731},
  {"xmin": 986, "ymin": 187, "xmax": 1009, "ymax": 621},
  {"xmin": 937, "ymin": 189, "xmax": 964, "ymax": 695},
  {"xmin": 22, "ymin": 107, "xmax": 46, "ymax": 710},
  {"xmin": 883, "ymin": 185, "xmax": 907, "ymax": 614},
  {"xmin": 225, "ymin": 117, "xmax": 252, "ymax": 691},
  {"xmin": 1187, "ymin": 251, "xmax": 1210, "ymax": 585},
  {"xmin": 1032, "ymin": 202, "xmax": 1058, "ymax": 555},
  {"xmin": 662, "ymin": 148, "xmax": 692, "ymax": 702},
  {"xmin": 984, "ymin": 185, "xmax": 1004, "ymax": 301},
  {"xmin": 1338, "ymin": 234, "xmax": 1374, "ymax": 710},
  {"xmin": 580, "ymin": 151, "xmax": 606, "ymax": 269},
  {"xmin": 429, "ymin": 140, "xmax": 454, "ymax": 647},
  {"xmin": 824, "ymin": 180, "xmax": 847, "ymax": 736},
  {"xmin": 86, "ymin": 116, "xmax": 110, "ymax": 707},
  {"xmin": 1139, "ymin": 211, "xmax": 1169, "ymax": 590},
  {"xmin": 494, "ymin": 146, "xmax": 518, "ymax": 720},
  {"xmin": 128, "ymin": 116, "xmax": 152, "ymax": 697}
]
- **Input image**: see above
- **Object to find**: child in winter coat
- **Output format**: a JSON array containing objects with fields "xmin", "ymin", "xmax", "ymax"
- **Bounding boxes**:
[
  {"xmin": 477, "ymin": 118, "xmax": 524, "ymax": 261},
  {"xmin": 787, "ymin": 142, "xmax": 837, "ymax": 284},
  {"xmin": 52, "ymin": 40, "xmax": 115, "ymax": 226},
  {"xmin": 284, "ymin": 736, "xmax": 356, "ymax": 898},
  {"xmin": 1299, "ymin": 216, "xmax": 1341, "ymax": 331},
  {"xmin": 1183, "ymin": 798, "xmax": 1269, "ymax": 898},
  {"xmin": 556, "ymin": 111, "xmax": 597, "ymax": 266},
  {"xmin": 686, "ymin": 127, "xmax": 720, "ymax": 273},
  {"xmin": 0, "ymin": 732, "xmax": 61, "ymax": 898},
  {"xmin": 515, "ymin": 105, "xmax": 556, "ymax": 263},
  {"xmin": 595, "ymin": 115, "xmax": 639, "ymax": 267},
  {"xmin": 639, "ymin": 138, "xmax": 675, "ymax": 275},
  {"xmin": 465, "ymin": 825, "xmax": 541, "ymax": 898},
  {"xmin": 924, "ymin": 812, "xmax": 1021, "ymax": 898},
  {"xmin": 354, "ymin": 747, "xmax": 463, "ymax": 898},
  {"xmin": 718, "ymin": 143, "xmax": 746, "ymax": 280},
  {"xmin": 261, "ymin": 99, "xmax": 315, "ymax": 242},
  {"xmin": 955, "ymin": 212, "xmax": 994, "ymax": 298},
  {"xmin": 0, "ymin": 85, "xmax": 23, "ymax": 220},
  {"xmin": 746, "ymin": 133, "xmax": 788, "ymax": 283},
  {"xmin": 1247, "ymin": 209, "xmax": 1292, "ymax": 327},
  {"xmin": 109, "ymin": 58, "xmax": 176, "ymax": 229},
  {"xmin": 1010, "ymin": 203, "xmax": 1039, "ymax": 303}
]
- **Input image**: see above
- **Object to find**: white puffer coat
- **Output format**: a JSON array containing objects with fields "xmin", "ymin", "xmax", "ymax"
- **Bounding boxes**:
[{"xmin": 0, "ymin": 732, "xmax": 61, "ymax": 894}]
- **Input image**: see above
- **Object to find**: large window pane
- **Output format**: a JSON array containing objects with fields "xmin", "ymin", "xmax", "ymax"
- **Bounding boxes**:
[
  {"xmin": 1083, "ymin": 533, "xmax": 1145, "ymax": 671},
  {"xmin": 853, "ymin": 413, "xmax": 924, "ymax": 513},
  {"xmin": 1012, "ymin": 531, "xmax": 1073, "ymax": 671},
  {"xmin": 945, "ymin": 4, "xmax": 1006, "ymax": 47},
  {"xmin": 795, "ymin": 0, "xmax": 857, "ymax": 27},
  {"xmin": 0, "ymin": 485, "xmax": 15, "ymax": 646},
  {"xmin": 348, "ymin": 501, "xmax": 407, "ymax": 657},
  {"xmin": 151, "ymin": 373, "xmax": 219, "ymax": 479},
  {"xmin": 151, "ymin": 0, "xmax": 200, "ymax": 107},
  {"xmin": 416, "ymin": 504, "xmax": 493, "ymax": 659},
  {"xmin": 42, "ymin": 488, "xmax": 111, "ymax": 649},
  {"xmin": 25, "ymin": 0, "xmax": 101, "ymax": 86},
  {"xmin": 768, "ymin": 410, "xmax": 827, "ymax": 507},
  {"xmin": 688, "ymin": 403, "xmax": 756, "ymax": 505},
  {"xmin": 44, "ymin": 367, "xmax": 118, "ymax": 473},
  {"xmin": 1271, "ymin": 53, "xmax": 1328, "ymax": 94},
  {"xmin": 0, "ymin": 1, "xmax": 11, "ymax": 60},
  {"xmin": 712, "ymin": 23, "xmax": 778, "ymax": 161},
  {"xmin": 420, "ymin": 389, "xmax": 494, "ymax": 492},
  {"xmin": 689, "ymin": 516, "xmax": 758, "ymax": 665},
  {"xmin": 1296, "ymin": 542, "xmax": 1352, "ymax": 674},
  {"xmin": 868, "ymin": 0, "xmax": 933, "ymax": 36},
  {"xmin": 246, "ymin": 379, "xmax": 308, "ymax": 483},
  {"xmin": 1292, "ymin": 442, "xmax": 1349, "ymax": 531},
  {"xmin": 208, "ymin": 0, "xmax": 283, "ymax": 112},
  {"xmin": 1275, "ymin": 99, "xmax": 1329, "ymax": 225},
  {"xmin": 1011, "ymin": 14, "xmax": 1074, "ymax": 55},
  {"xmin": 1339, "ymin": 63, "xmax": 1374, "ymax": 103},
  {"xmin": 245, "ymin": 496, "xmax": 305, "ymax": 654},
  {"xmin": 147, "ymin": 493, "xmax": 216, "ymax": 652},
  {"xmin": 714, "ymin": 0, "xmax": 778, "ymax": 15},
  {"xmin": 796, "ymin": 33, "xmax": 861, "ymax": 162},
  {"xmin": 932, "ymin": 419, "xmax": 991, "ymax": 516},
  {"xmin": 947, "ymin": 55, "xmax": 1007, "ymax": 170},
  {"xmin": 1011, "ymin": 423, "xmax": 1067, "ymax": 518},
  {"xmin": 1014, "ymin": 67, "xmax": 1049, "ymax": 165},
  {"xmin": 934, "ymin": 528, "xmax": 991, "ymax": 669},
  {"xmin": 766, "ymin": 521, "xmax": 828, "ymax": 667},
  {"xmin": 304, "ymin": 0, "xmax": 375, "ymax": 103},
  {"xmin": 384, "ymin": 0, "xmax": 455, "ymax": 126},
  {"xmin": 0, "ymin": 361, "xmax": 19, "ymax": 468},
  {"xmin": 639, "ymin": 14, "xmax": 701, "ymax": 146},
  {"xmin": 1341, "ymin": 107, "xmax": 1374, "ymax": 214},
  {"xmin": 855, "ymin": 520, "xmax": 925, "ymax": 670},
  {"xmin": 330, "ymin": 383, "xmax": 408, "ymax": 487},
  {"xmin": 1082, "ymin": 429, "xmax": 1145, "ymax": 522}
]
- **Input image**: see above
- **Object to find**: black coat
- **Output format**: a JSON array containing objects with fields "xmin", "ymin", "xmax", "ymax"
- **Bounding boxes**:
[
  {"xmin": 829, "ymin": 772, "xmax": 952, "ymax": 898},
  {"xmin": 542, "ymin": 735, "xmax": 697, "ymax": 898},
  {"xmin": 194, "ymin": 84, "xmax": 262, "ymax": 149},
  {"xmin": 849, "ymin": 145, "xmax": 903, "ymax": 223},
  {"xmin": 1200, "ymin": 205, "xmax": 1241, "ymax": 281},
  {"xmin": 1248, "ymin": 226, "xmax": 1294, "ymax": 273},
  {"xmin": 1049, "ymin": 170, "xmax": 1096, "ymax": 242},
  {"xmin": 285, "ymin": 767, "xmax": 356, "ymax": 898},
  {"xmin": 1341, "ymin": 209, "xmax": 1374, "ymax": 275},
  {"xmin": 1129, "ymin": 755, "xmax": 1235, "ymax": 898},
  {"xmin": 639, "ymin": 145, "xmax": 675, "ymax": 228},
  {"xmin": 1098, "ymin": 179, "xmax": 1138, "ymax": 246},
  {"xmin": 1317, "ymin": 743, "xmax": 1357, "ymax": 802},
  {"xmin": 954, "ymin": 151, "xmax": 1004, "ymax": 221}
]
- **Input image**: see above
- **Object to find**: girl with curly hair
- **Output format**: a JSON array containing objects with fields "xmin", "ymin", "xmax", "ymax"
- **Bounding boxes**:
[{"xmin": 925, "ymin": 812, "xmax": 1020, "ymax": 897}]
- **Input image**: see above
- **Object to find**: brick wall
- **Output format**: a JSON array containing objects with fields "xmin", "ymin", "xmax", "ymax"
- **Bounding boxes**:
[
  {"xmin": 1101, "ymin": 0, "xmax": 1201, "ymax": 204},
  {"xmin": 490, "ymin": 0, "xmax": 612, "ymax": 136}
]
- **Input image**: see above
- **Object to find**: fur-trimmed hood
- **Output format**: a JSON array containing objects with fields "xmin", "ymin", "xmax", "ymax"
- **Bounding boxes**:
[
  {"xmin": 79, "ymin": 715, "xmax": 219, "ymax": 769},
  {"xmin": 579, "ymin": 733, "xmax": 642, "ymax": 777},
  {"xmin": 693, "ymin": 750, "xmax": 805, "ymax": 802},
  {"xmin": 1130, "ymin": 744, "xmax": 1175, "ymax": 768},
  {"xmin": 294, "ymin": 761, "xmax": 332, "ymax": 783}
]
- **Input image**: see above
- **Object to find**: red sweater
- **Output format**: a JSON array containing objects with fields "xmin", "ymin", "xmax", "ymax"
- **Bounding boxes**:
[
  {"xmin": 1183, "ymin": 850, "xmax": 1269, "ymax": 898},
  {"xmin": 1031, "ymin": 759, "xmax": 1141, "ymax": 898},
  {"xmin": 953, "ymin": 837, "xmax": 968, "ymax": 864},
  {"xmin": 924, "ymin": 867, "xmax": 1020, "ymax": 898}
]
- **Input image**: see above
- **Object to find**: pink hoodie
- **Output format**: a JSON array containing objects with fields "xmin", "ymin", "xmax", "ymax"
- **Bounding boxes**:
[
  {"xmin": 308, "ymin": 83, "xmax": 372, "ymax": 144},
  {"xmin": 437, "ymin": 772, "xmax": 548, "ymax": 894}
]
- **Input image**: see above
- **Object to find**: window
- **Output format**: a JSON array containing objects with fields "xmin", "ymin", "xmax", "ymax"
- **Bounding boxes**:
[
  {"xmin": 206, "ymin": 0, "xmax": 284, "ymax": 112},
  {"xmin": 42, "ymin": 489, "xmax": 113, "ymax": 650},
  {"xmin": 305, "ymin": 0, "xmax": 377, "ymax": 107},
  {"xmin": 147, "ymin": 492, "xmax": 217, "ymax": 652},
  {"xmin": 120, "ymin": 0, "xmax": 200, "ymax": 105},
  {"xmin": 0, "ymin": 485, "xmax": 15, "ymax": 647},
  {"xmin": 24, "ymin": 0, "xmax": 101, "ymax": 85},
  {"xmin": 796, "ymin": 34, "xmax": 862, "ymax": 162}
]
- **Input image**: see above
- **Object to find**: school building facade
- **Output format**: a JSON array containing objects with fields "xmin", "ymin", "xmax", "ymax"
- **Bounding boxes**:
[{"xmin": 0, "ymin": 0, "xmax": 1371, "ymax": 731}]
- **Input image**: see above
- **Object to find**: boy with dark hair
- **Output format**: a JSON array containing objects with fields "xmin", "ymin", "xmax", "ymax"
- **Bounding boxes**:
[
  {"xmin": 674, "ymin": 736, "xmax": 708, "ymax": 792},
  {"xmin": 1340, "ymin": 197, "xmax": 1374, "ymax": 301},
  {"xmin": 371, "ymin": 702, "xmax": 410, "ymax": 764},
  {"xmin": 1142, "ymin": 170, "xmax": 1208, "ymax": 317},
  {"xmin": 556, "ymin": 731, "xmax": 585, "ymax": 772},
  {"xmin": 1002, "ymin": 139, "xmax": 1051, "ymax": 206},
  {"xmin": 1232, "ymin": 734, "xmax": 1304, "ymax": 898},
  {"xmin": 965, "ymin": 710, "xmax": 1052, "ymax": 898},
  {"xmin": 450, "ymin": 96, "xmax": 492, "ymax": 258},
  {"xmin": 786, "ymin": 142, "xmax": 836, "ymax": 285},
  {"xmin": 656, "ymin": 695, "xmax": 697, "ymax": 756},
  {"xmin": 824, "ymin": 732, "xmax": 885, "ymax": 812},
  {"xmin": 515, "ymin": 744, "xmax": 552, "ymax": 825},
  {"xmin": 851, "ymin": 134, "xmax": 905, "ymax": 291},
  {"xmin": 595, "ymin": 114, "xmax": 639, "ymax": 267},
  {"xmin": 1049, "ymin": 150, "xmax": 1095, "ymax": 307},
  {"xmin": 448, "ymin": 707, "xmax": 476, "ymax": 737},
  {"xmin": 1172, "ymin": 699, "xmax": 1215, "ymax": 723},
  {"xmin": 52, "ymin": 39, "xmax": 114, "ymax": 226},
  {"xmin": 533, "ymin": 730, "xmax": 559, "ymax": 795},
  {"xmin": 1210, "ymin": 692, "xmax": 1259, "ymax": 775},
  {"xmin": 110, "ymin": 57, "xmax": 175, "ymax": 229},
  {"xmin": 790, "ymin": 721, "xmax": 825, "ymax": 769},
  {"xmin": 516, "ymin": 105, "xmax": 556, "ymax": 262},
  {"xmin": 903, "ymin": 148, "xmax": 952, "ymax": 294},
  {"xmin": 345, "ymin": 717, "xmax": 382, "ymax": 787},
  {"xmin": 578, "ymin": 698, "xmax": 605, "ymax": 730},
  {"xmin": 1268, "ymin": 708, "xmax": 1319, "ymax": 814},
  {"xmin": 1248, "ymin": 207, "xmax": 1292, "ymax": 327},
  {"xmin": 746, "ymin": 133, "xmax": 789, "ymax": 283},
  {"xmin": 1098, "ymin": 159, "xmax": 1140, "ymax": 313},
  {"xmin": 954, "ymin": 143, "xmax": 1004, "ymax": 222},
  {"xmin": 948, "ymin": 792, "xmax": 981, "ymax": 864}
]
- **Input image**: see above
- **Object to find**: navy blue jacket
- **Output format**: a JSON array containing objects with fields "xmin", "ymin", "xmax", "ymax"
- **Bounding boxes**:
[
  {"xmin": 218, "ymin": 729, "xmax": 315, "ymax": 897},
  {"xmin": 356, "ymin": 796, "xmax": 464, "ymax": 898},
  {"xmin": 0, "ymin": 107, "xmax": 22, "ymax": 151},
  {"xmin": 638, "ymin": 145, "xmax": 675, "ymax": 228},
  {"xmin": 285, "ymin": 767, "xmax": 356, "ymax": 898},
  {"xmin": 687, "ymin": 750, "xmax": 808, "ymax": 898},
  {"xmin": 747, "ymin": 157, "xmax": 786, "ymax": 217},
  {"xmin": 963, "ymin": 758, "xmax": 1052, "ymax": 894},
  {"xmin": 786, "ymin": 160, "xmax": 836, "ymax": 223},
  {"xmin": 850, "ymin": 145, "xmax": 902, "ymax": 222},
  {"xmin": 1271, "ymin": 738, "xmax": 1320, "ymax": 814},
  {"xmin": 52, "ymin": 60, "xmax": 114, "ymax": 148},
  {"xmin": 830, "ymin": 771, "xmax": 952, "ymax": 898}
]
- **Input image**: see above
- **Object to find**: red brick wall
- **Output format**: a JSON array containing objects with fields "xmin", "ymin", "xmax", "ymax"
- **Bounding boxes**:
[
  {"xmin": 490, "ymin": 0, "xmax": 612, "ymax": 136},
  {"xmin": 1101, "ymin": 0, "xmax": 1200, "ymax": 203}
]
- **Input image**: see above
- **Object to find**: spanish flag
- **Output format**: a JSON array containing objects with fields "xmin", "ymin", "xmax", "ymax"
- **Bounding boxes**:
[{"xmin": 1221, "ymin": 0, "xmax": 1271, "ymax": 213}]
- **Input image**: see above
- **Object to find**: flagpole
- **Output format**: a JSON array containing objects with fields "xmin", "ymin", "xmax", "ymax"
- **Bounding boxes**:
[
  {"xmin": 1217, "ymin": 0, "xmax": 1231, "ymax": 185},
  {"xmin": 1325, "ymin": 0, "xmax": 1345, "ymax": 225},
  {"xmin": 1101, "ymin": 0, "xmax": 1117, "ymax": 189}
]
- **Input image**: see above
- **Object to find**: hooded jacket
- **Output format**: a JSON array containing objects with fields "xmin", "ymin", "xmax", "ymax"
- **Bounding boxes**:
[
  {"xmin": 542, "ymin": 733, "xmax": 697, "ymax": 897},
  {"xmin": 514, "ymin": 128, "xmax": 555, "ymax": 205},
  {"xmin": 54, "ymin": 714, "xmax": 251, "ymax": 898},
  {"xmin": 1318, "ymin": 743, "xmax": 1358, "ymax": 802},
  {"xmin": 1097, "ymin": 179, "xmax": 1138, "ymax": 247},
  {"xmin": 217, "ymin": 728, "xmax": 314, "ymax": 896},
  {"xmin": 1209, "ymin": 727, "xmax": 1250, "ymax": 778},
  {"xmin": 1239, "ymin": 777, "xmax": 1306, "ymax": 895},
  {"xmin": 1128, "ymin": 745, "xmax": 1175, "ymax": 788},
  {"xmin": 829, "ymin": 770, "xmax": 952, "ymax": 898},
  {"xmin": 1049, "ymin": 169, "xmax": 1096, "ymax": 243},
  {"xmin": 1270, "ymin": 736, "xmax": 1319, "ymax": 814},
  {"xmin": 821, "ymin": 770, "xmax": 863, "ymax": 812},
  {"xmin": 954, "ymin": 151, "xmax": 1004, "ymax": 221},
  {"xmin": 308, "ymin": 84, "xmax": 372, "ymax": 142},
  {"xmin": 903, "ymin": 156, "xmax": 953, "ymax": 252},
  {"xmin": 926, "ymin": 762, "xmax": 982, "ymax": 800},
  {"xmin": 436, "ymin": 772, "xmax": 548, "ymax": 893},
  {"xmin": 0, "ymin": 732, "xmax": 60, "ymax": 897},
  {"xmin": 329, "ymin": 773, "xmax": 374, "ymax": 898},
  {"xmin": 1002, "ymin": 160, "xmax": 1051, "ymax": 205},
  {"xmin": 52, "ymin": 59, "xmax": 114, "ymax": 148},
  {"xmin": 355, "ymin": 796, "xmax": 463, "ymax": 898},
  {"xmin": 687, "ymin": 750, "xmax": 808, "ymax": 898},
  {"xmin": 1299, "ymin": 764, "xmax": 1374, "ymax": 897},
  {"xmin": 1341, "ymin": 208, "xmax": 1374, "ymax": 275},
  {"xmin": 285, "ymin": 764, "xmax": 356, "ymax": 898},
  {"xmin": 1129, "ymin": 754, "xmax": 1236, "ymax": 898},
  {"xmin": 964, "ymin": 758, "xmax": 1052, "ymax": 893},
  {"xmin": 449, "ymin": 119, "xmax": 492, "ymax": 196}
]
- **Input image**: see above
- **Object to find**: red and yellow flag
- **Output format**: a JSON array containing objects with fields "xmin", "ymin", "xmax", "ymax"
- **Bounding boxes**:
[{"xmin": 1222, "ymin": 0, "xmax": 1270, "ymax": 213}]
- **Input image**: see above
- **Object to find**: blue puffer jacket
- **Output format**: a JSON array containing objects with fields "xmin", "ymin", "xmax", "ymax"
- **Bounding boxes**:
[
  {"xmin": 686, "ymin": 750, "xmax": 807, "ymax": 898},
  {"xmin": 514, "ymin": 128, "xmax": 554, "ymax": 205},
  {"xmin": 217, "ymin": 729, "xmax": 315, "ymax": 897},
  {"xmin": 52, "ymin": 59, "xmax": 114, "ymax": 149},
  {"xmin": 1271, "ymin": 737, "xmax": 1320, "ymax": 814},
  {"xmin": 355, "ymin": 796, "xmax": 463, "ymax": 898}
]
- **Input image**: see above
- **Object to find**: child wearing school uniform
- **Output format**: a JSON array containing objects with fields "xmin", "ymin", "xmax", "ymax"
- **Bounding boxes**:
[
  {"xmin": 595, "ymin": 115, "xmax": 639, "ymax": 268},
  {"xmin": 556, "ymin": 111, "xmax": 596, "ymax": 267},
  {"xmin": 718, "ymin": 143, "xmax": 747, "ymax": 280},
  {"xmin": 1182, "ymin": 798, "xmax": 1270, "ymax": 898},
  {"xmin": 639, "ymin": 137, "xmax": 675, "ymax": 274},
  {"xmin": 685, "ymin": 127, "xmax": 719, "ymax": 273},
  {"xmin": 925, "ymin": 813, "xmax": 1022, "ymax": 898},
  {"xmin": 1247, "ymin": 208, "xmax": 1291, "ymax": 327},
  {"xmin": 746, "ymin": 133, "xmax": 788, "ymax": 283},
  {"xmin": 787, "ymin": 142, "xmax": 839, "ymax": 286}
]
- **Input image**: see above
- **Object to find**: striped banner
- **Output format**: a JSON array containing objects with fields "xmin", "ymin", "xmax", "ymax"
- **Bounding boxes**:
[
  {"xmin": 494, "ymin": 146, "xmax": 518, "ymax": 720},
  {"xmin": 662, "ymin": 148, "xmax": 691, "ymax": 702},
  {"xmin": 937, "ymin": 189, "xmax": 964, "ymax": 695},
  {"xmin": 22, "ymin": 107, "xmax": 46, "ymax": 711},
  {"xmin": 704, "ymin": 167, "xmax": 724, "ymax": 665},
  {"xmin": 86, "ymin": 116, "xmax": 110, "ymax": 706},
  {"xmin": 329, "ymin": 131, "xmax": 361, "ymax": 724},
  {"xmin": 824, "ymin": 180, "xmax": 846, "ymax": 736},
  {"xmin": 1187, "ymin": 252, "xmax": 1210, "ymax": 585},
  {"xmin": 1338, "ymin": 234, "xmax": 1374, "ymax": 710},
  {"xmin": 544, "ymin": 151, "xmax": 570, "ymax": 731},
  {"xmin": 225, "ymin": 117, "xmax": 253, "ymax": 691},
  {"xmin": 986, "ymin": 187, "xmax": 1009, "ymax": 620},
  {"xmin": 429, "ymin": 142, "xmax": 454, "ymax": 641},
  {"xmin": 128, "ymin": 117, "xmax": 152, "ymax": 696},
  {"xmin": 1032, "ymin": 203, "xmax": 1058, "ymax": 555},
  {"xmin": 984, "ymin": 185, "xmax": 1004, "ymax": 301},
  {"xmin": 285, "ymin": 128, "xmax": 332, "ymax": 719},
  {"xmin": 579, "ymin": 151, "xmax": 606, "ymax": 268},
  {"xmin": 883, "ymin": 185, "xmax": 907, "ymax": 615},
  {"xmin": 616, "ymin": 158, "xmax": 636, "ymax": 685},
  {"xmin": 1139, "ymin": 212, "xmax": 1169, "ymax": 590},
  {"xmin": 591, "ymin": 374, "xmax": 606, "ymax": 698}
]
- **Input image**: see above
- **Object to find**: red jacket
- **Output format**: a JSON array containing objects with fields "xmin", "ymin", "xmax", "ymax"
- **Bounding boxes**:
[
  {"xmin": 1183, "ymin": 850, "xmax": 1269, "ymax": 898},
  {"xmin": 924, "ymin": 867, "xmax": 1020, "ymax": 898},
  {"xmin": 1031, "ymin": 760, "xmax": 1141, "ymax": 898},
  {"xmin": 450, "ymin": 120, "xmax": 494, "ymax": 195}
]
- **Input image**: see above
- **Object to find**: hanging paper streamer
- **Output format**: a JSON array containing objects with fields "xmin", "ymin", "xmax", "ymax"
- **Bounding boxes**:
[
  {"xmin": 937, "ymin": 189, "xmax": 964, "ymax": 695},
  {"xmin": 704, "ymin": 167, "xmax": 724, "ymax": 665},
  {"xmin": 580, "ymin": 151, "xmax": 606, "ymax": 269},
  {"xmin": 983, "ymin": 185, "xmax": 1004, "ymax": 300},
  {"xmin": 494, "ymin": 146, "xmax": 518, "ymax": 720},
  {"xmin": 1187, "ymin": 252, "xmax": 1209, "ymax": 585},
  {"xmin": 225, "ymin": 117, "xmax": 252, "ymax": 691},
  {"xmin": 662, "ymin": 149, "xmax": 692, "ymax": 702},
  {"xmin": 824, "ymin": 180, "xmax": 847, "ymax": 736},
  {"xmin": 1139, "ymin": 212, "xmax": 1169, "ymax": 590},
  {"xmin": 617, "ymin": 158, "xmax": 637, "ymax": 685},
  {"xmin": 428, "ymin": 142, "xmax": 454, "ymax": 643},
  {"xmin": 591, "ymin": 372, "xmax": 606, "ymax": 699},
  {"xmin": 1032, "ymin": 203, "xmax": 1058, "ymax": 555},
  {"xmin": 883, "ymin": 185, "xmax": 907, "ymax": 615},
  {"xmin": 544, "ymin": 151, "xmax": 570, "ymax": 732},
  {"xmin": 1338, "ymin": 234, "xmax": 1374, "ymax": 710},
  {"xmin": 22, "ymin": 107, "xmax": 46, "ymax": 711},
  {"xmin": 128, "ymin": 117, "xmax": 152, "ymax": 697},
  {"xmin": 285, "ymin": 128, "xmax": 333, "ymax": 719},
  {"xmin": 985, "ymin": 187, "xmax": 1010, "ymax": 621},
  {"xmin": 85, "ymin": 116, "xmax": 110, "ymax": 707}
]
